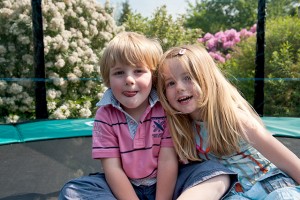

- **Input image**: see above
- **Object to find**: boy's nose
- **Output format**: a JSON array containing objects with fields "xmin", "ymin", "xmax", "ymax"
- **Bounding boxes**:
[{"xmin": 125, "ymin": 75, "xmax": 135, "ymax": 85}]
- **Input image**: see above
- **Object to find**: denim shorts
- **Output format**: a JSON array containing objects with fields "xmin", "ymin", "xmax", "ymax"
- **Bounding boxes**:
[
  {"xmin": 225, "ymin": 173, "xmax": 300, "ymax": 200},
  {"xmin": 173, "ymin": 160, "xmax": 238, "ymax": 200},
  {"xmin": 59, "ymin": 160, "xmax": 238, "ymax": 200}
]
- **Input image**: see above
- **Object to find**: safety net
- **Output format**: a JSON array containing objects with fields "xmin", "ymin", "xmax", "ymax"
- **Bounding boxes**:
[{"xmin": 0, "ymin": 117, "xmax": 299, "ymax": 145}]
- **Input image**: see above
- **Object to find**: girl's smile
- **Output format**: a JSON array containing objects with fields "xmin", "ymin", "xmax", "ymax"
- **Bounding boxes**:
[{"xmin": 177, "ymin": 95, "xmax": 193, "ymax": 104}]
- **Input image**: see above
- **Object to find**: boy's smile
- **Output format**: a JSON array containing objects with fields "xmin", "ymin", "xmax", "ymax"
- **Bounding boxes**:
[{"xmin": 123, "ymin": 91, "xmax": 138, "ymax": 97}]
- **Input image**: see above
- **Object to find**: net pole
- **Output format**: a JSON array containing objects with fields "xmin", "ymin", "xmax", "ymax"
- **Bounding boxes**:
[
  {"xmin": 32, "ymin": 0, "xmax": 48, "ymax": 119},
  {"xmin": 254, "ymin": 0, "xmax": 266, "ymax": 116}
]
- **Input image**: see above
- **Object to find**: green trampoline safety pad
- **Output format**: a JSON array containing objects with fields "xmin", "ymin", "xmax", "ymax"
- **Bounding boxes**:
[
  {"xmin": 0, "ymin": 118, "xmax": 94, "ymax": 145},
  {"xmin": 0, "ymin": 117, "xmax": 299, "ymax": 145},
  {"xmin": 262, "ymin": 117, "xmax": 300, "ymax": 138},
  {"xmin": 0, "ymin": 124, "xmax": 22, "ymax": 144}
]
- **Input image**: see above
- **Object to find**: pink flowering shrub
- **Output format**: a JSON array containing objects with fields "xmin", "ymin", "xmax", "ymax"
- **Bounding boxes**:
[{"xmin": 198, "ymin": 24, "xmax": 257, "ymax": 63}]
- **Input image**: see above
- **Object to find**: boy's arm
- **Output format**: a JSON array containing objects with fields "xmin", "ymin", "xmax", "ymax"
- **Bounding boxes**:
[
  {"xmin": 101, "ymin": 157, "xmax": 139, "ymax": 200},
  {"xmin": 155, "ymin": 147, "xmax": 178, "ymax": 200}
]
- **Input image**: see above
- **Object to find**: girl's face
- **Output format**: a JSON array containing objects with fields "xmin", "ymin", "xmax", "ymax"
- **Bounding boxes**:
[
  {"xmin": 163, "ymin": 59, "xmax": 200, "ymax": 117},
  {"xmin": 109, "ymin": 62, "xmax": 152, "ymax": 114}
]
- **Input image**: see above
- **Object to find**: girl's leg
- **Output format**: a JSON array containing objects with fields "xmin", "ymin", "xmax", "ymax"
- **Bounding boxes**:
[
  {"xmin": 233, "ymin": 173, "xmax": 300, "ymax": 200},
  {"xmin": 259, "ymin": 173, "xmax": 300, "ymax": 200},
  {"xmin": 177, "ymin": 174, "xmax": 230, "ymax": 200},
  {"xmin": 173, "ymin": 160, "xmax": 238, "ymax": 200},
  {"xmin": 264, "ymin": 186, "xmax": 300, "ymax": 200}
]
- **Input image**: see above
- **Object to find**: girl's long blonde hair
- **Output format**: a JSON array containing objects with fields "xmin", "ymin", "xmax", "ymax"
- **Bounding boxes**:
[{"xmin": 157, "ymin": 45, "xmax": 264, "ymax": 161}]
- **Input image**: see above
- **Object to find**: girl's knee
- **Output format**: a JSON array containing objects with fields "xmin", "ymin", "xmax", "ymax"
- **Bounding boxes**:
[
  {"xmin": 177, "ymin": 174, "xmax": 231, "ymax": 200},
  {"xmin": 213, "ymin": 174, "xmax": 231, "ymax": 195}
]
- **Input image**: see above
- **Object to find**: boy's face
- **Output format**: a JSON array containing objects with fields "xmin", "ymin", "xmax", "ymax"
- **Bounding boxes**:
[{"xmin": 109, "ymin": 62, "xmax": 152, "ymax": 114}]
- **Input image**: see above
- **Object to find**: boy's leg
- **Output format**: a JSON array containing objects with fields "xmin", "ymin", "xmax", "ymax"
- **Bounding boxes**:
[
  {"xmin": 132, "ymin": 184, "xmax": 156, "ymax": 200},
  {"xmin": 58, "ymin": 173, "xmax": 116, "ymax": 200}
]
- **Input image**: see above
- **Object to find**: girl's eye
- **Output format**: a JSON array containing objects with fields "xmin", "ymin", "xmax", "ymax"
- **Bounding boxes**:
[
  {"xmin": 184, "ymin": 75, "xmax": 191, "ymax": 81},
  {"xmin": 165, "ymin": 81, "xmax": 175, "ymax": 88}
]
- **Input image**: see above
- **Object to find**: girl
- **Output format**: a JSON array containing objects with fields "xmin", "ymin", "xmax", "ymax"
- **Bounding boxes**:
[{"xmin": 157, "ymin": 44, "xmax": 300, "ymax": 199}]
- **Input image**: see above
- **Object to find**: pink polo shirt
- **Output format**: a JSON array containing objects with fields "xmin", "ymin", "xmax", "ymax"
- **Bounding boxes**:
[{"xmin": 92, "ymin": 100, "xmax": 173, "ymax": 182}]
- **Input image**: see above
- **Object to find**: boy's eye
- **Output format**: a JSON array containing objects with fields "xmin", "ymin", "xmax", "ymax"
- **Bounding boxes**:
[
  {"xmin": 113, "ymin": 71, "xmax": 124, "ymax": 75},
  {"xmin": 134, "ymin": 69, "xmax": 144, "ymax": 73}
]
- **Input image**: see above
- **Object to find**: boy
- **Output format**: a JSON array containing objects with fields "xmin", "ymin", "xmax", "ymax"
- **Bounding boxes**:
[{"xmin": 59, "ymin": 32, "xmax": 178, "ymax": 200}]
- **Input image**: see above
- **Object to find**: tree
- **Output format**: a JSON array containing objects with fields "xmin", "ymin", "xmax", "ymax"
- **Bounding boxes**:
[
  {"xmin": 266, "ymin": 0, "xmax": 299, "ymax": 18},
  {"xmin": 123, "ymin": 5, "xmax": 202, "ymax": 51},
  {"xmin": 185, "ymin": 0, "xmax": 258, "ymax": 34},
  {"xmin": 118, "ymin": 0, "xmax": 132, "ymax": 25},
  {"xmin": 185, "ymin": 0, "xmax": 298, "ymax": 34}
]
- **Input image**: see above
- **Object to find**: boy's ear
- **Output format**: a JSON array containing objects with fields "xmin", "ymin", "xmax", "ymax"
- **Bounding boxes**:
[
  {"xmin": 152, "ymin": 74, "xmax": 157, "ymax": 87},
  {"xmin": 105, "ymin": 79, "xmax": 110, "ymax": 88}
]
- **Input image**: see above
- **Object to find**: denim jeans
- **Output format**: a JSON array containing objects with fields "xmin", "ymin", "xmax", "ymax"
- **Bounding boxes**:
[
  {"xmin": 225, "ymin": 174, "xmax": 300, "ymax": 200},
  {"xmin": 133, "ymin": 184, "xmax": 156, "ymax": 200},
  {"xmin": 58, "ymin": 173, "xmax": 156, "ymax": 200},
  {"xmin": 59, "ymin": 160, "xmax": 238, "ymax": 200}
]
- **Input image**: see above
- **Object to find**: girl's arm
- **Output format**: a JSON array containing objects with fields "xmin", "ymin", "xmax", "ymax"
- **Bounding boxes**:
[
  {"xmin": 156, "ymin": 147, "xmax": 178, "ymax": 200},
  {"xmin": 244, "ymin": 119, "xmax": 300, "ymax": 184},
  {"xmin": 101, "ymin": 157, "xmax": 139, "ymax": 200}
]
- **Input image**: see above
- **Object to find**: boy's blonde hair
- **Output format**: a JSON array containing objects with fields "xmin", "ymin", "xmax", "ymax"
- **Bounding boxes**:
[
  {"xmin": 100, "ymin": 32, "xmax": 162, "ymax": 87},
  {"xmin": 157, "ymin": 45, "xmax": 263, "ymax": 161}
]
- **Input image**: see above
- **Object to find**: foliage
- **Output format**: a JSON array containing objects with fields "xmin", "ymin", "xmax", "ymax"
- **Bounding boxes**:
[
  {"xmin": 0, "ymin": 0, "xmax": 123, "ymax": 123},
  {"xmin": 123, "ymin": 5, "xmax": 202, "ymax": 51},
  {"xmin": 185, "ymin": 0, "xmax": 299, "ymax": 34},
  {"xmin": 266, "ymin": 0, "xmax": 300, "ymax": 18},
  {"xmin": 222, "ymin": 16, "xmax": 300, "ymax": 117}
]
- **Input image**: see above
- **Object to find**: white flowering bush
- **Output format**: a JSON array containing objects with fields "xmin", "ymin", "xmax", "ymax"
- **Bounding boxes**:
[{"xmin": 0, "ymin": 0, "xmax": 123, "ymax": 123}]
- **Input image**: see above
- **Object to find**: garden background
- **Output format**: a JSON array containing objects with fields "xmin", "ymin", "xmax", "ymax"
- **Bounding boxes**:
[
  {"xmin": 0, "ymin": 0, "xmax": 299, "ymax": 124},
  {"xmin": 1, "ymin": 1, "xmax": 300, "ymax": 199}
]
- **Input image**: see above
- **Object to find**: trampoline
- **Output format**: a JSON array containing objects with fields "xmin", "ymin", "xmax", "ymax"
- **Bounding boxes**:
[{"xmin": 0, "ymin": 117, "xmax": 299, "ymax": 199}]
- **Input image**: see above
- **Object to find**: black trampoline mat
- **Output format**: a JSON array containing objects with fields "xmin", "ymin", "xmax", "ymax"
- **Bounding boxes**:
[{"xmin": 0, "ymin": 136, "xmax": 299, "ymax": 199}]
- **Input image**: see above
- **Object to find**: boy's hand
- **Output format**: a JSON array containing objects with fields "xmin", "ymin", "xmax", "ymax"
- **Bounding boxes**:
[
  {"xmin": 156, "ymin": 147, "xmax": 178, "ymax": 200},
  {"xmin": 101, "ymin": 158, "xmax": 139, "ymax": 200}
]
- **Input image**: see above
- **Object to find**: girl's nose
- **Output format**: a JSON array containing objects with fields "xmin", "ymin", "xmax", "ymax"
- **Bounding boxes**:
[{"xmin": 176, "ymin": 81, "xmax": 185, "ymax": 92}]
